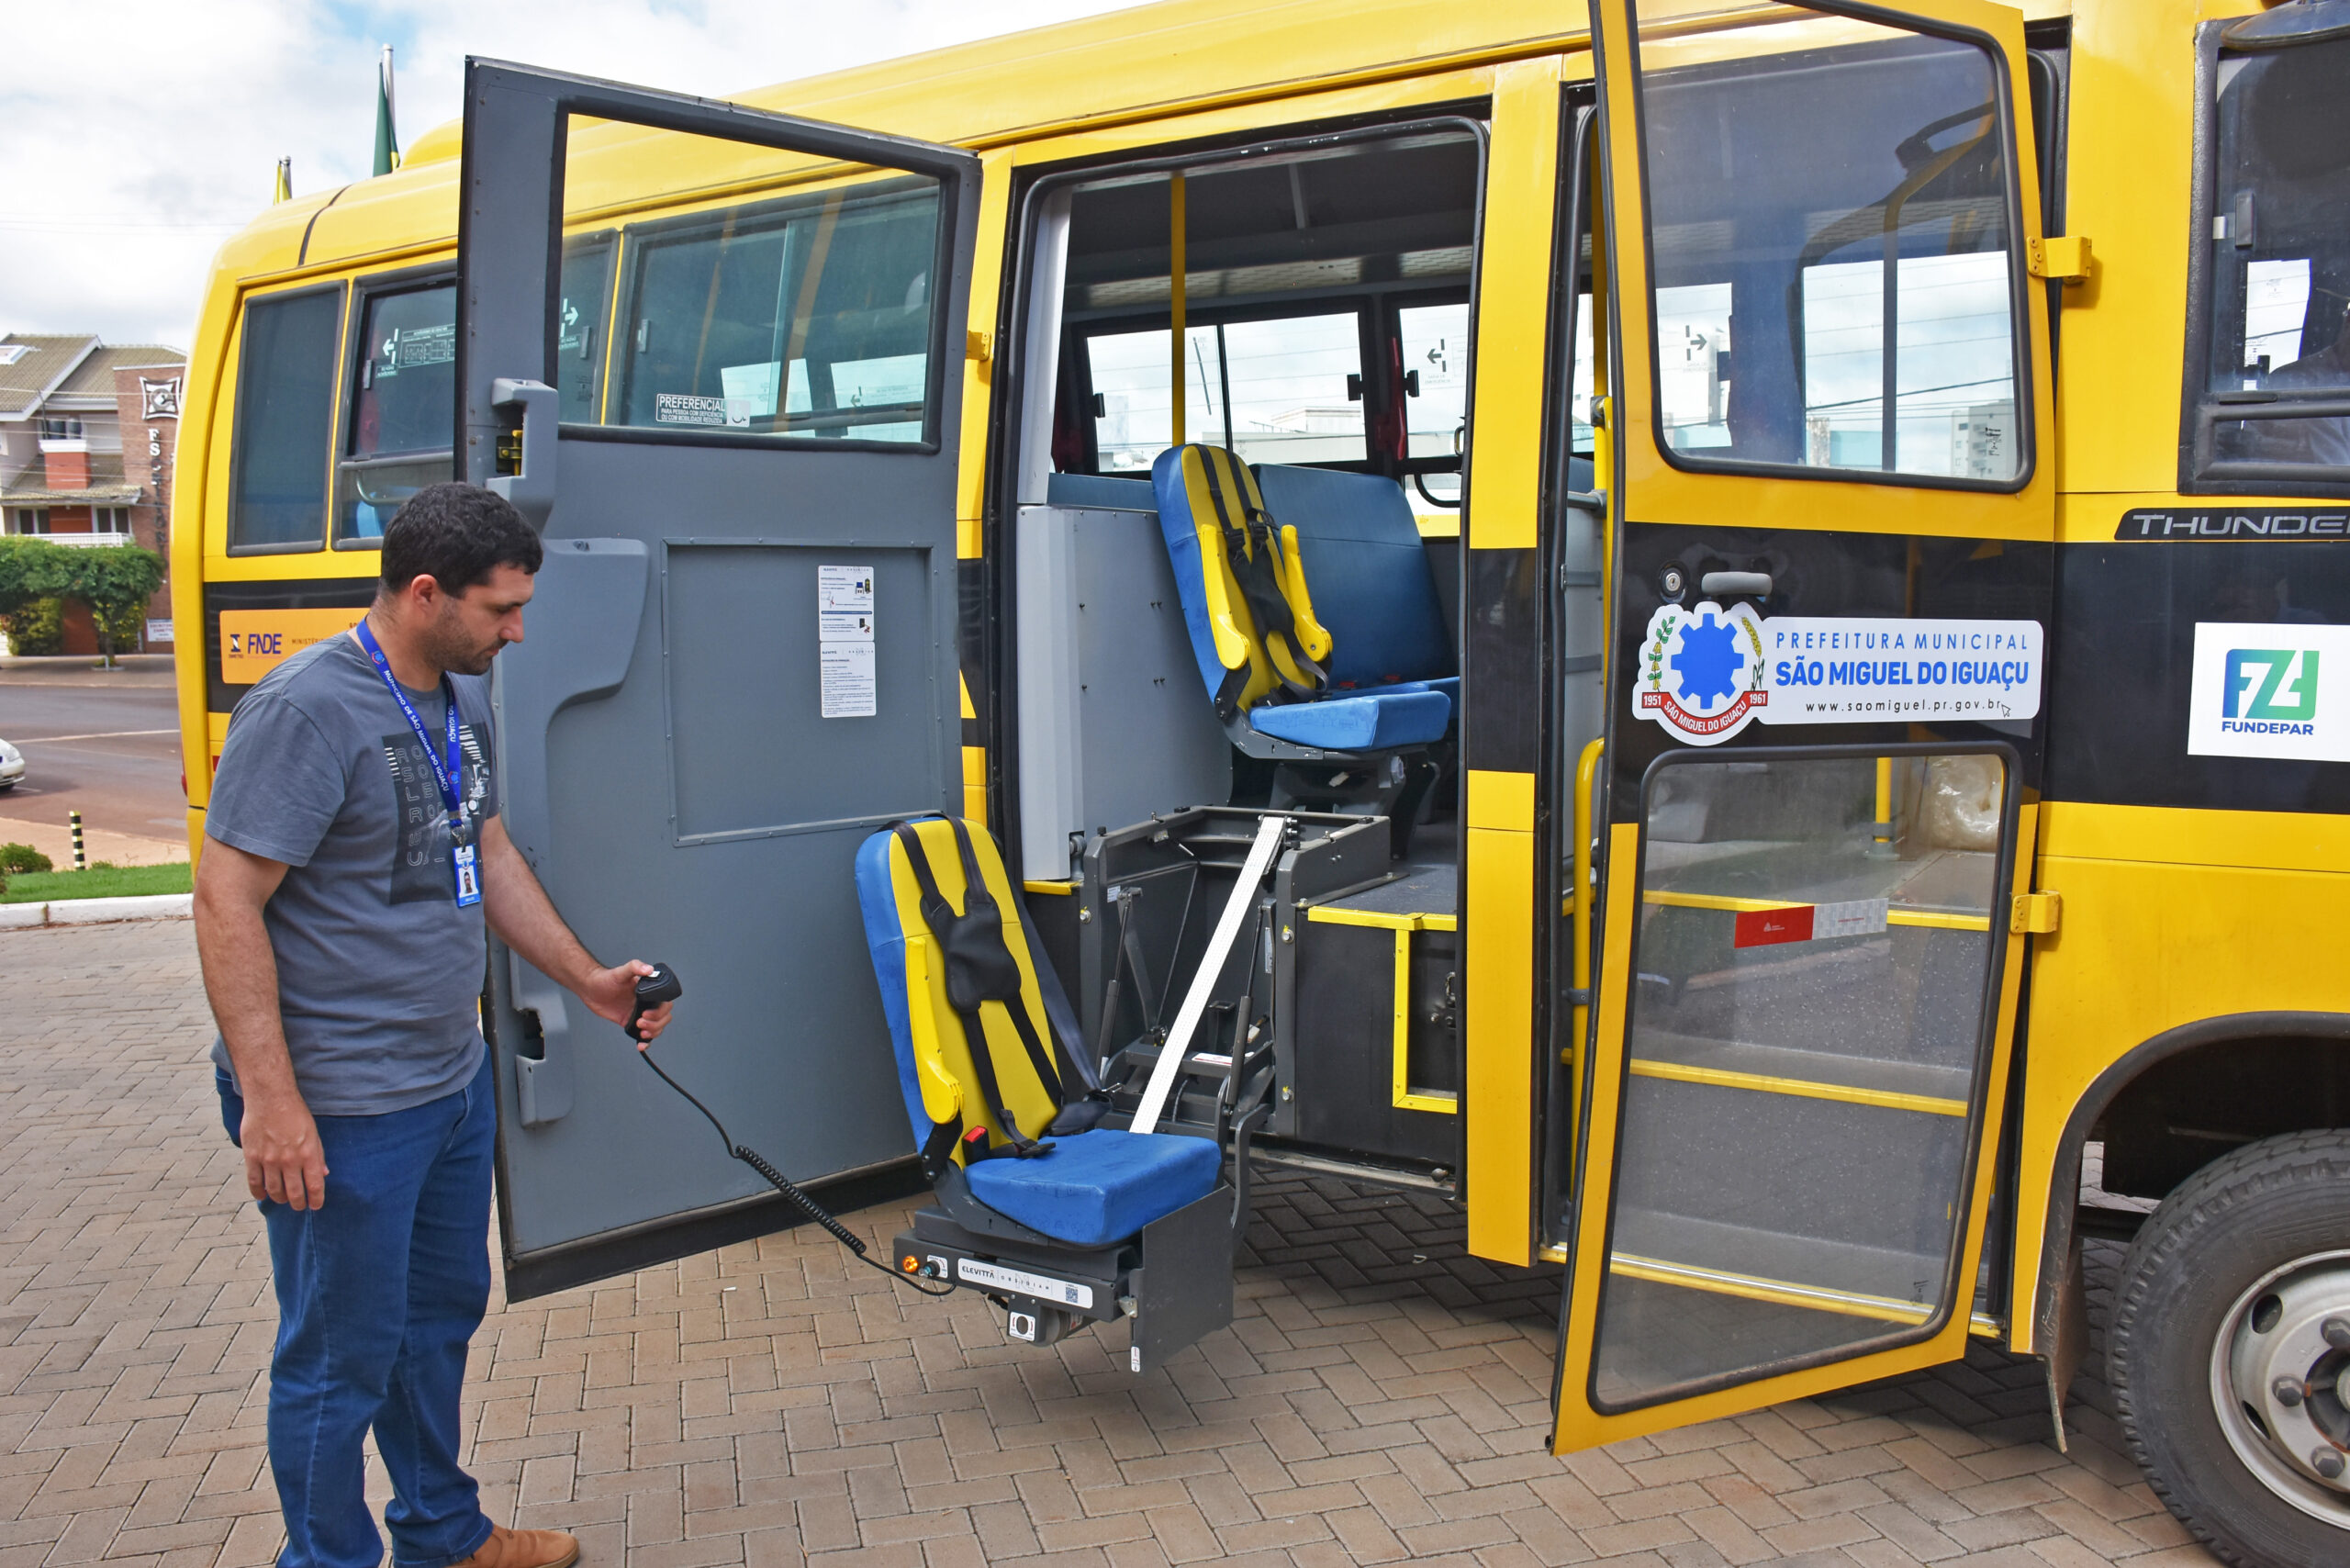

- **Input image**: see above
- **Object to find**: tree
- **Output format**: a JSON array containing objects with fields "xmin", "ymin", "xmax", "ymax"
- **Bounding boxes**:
[
  {"xmin": 53, "ymin": 544, "xmax": 165, "ymax": 667},
  {"xmin": 0, "ymin": 538, "xmax": 164, "ymax": 666}
]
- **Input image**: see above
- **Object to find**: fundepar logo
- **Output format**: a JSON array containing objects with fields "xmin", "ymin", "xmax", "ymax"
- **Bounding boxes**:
[
  {"xmin": 2188, "ymin": 623, "xmax": 2347, "ymax": 762},
  {"xmin": 2221, "ymin": 648, "xmax": 2318, "ymax": 734}
]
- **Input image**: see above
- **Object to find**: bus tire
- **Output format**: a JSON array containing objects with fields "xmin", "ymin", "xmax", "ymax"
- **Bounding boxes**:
[{"xmin": 2109, "ymin": 1128, "xmax": 2350, "ymax": 1567}]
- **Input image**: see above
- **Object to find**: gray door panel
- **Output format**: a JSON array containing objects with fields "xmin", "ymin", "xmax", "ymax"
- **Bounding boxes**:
[{"xmin": 457, "ymin": 58, "xmax": 979, "ymax": 1298}]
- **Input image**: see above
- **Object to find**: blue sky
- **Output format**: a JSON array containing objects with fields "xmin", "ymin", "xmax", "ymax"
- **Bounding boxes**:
[{"xmin": 0, "ymin": 0, "xmax": 1135, "ymax": 348}]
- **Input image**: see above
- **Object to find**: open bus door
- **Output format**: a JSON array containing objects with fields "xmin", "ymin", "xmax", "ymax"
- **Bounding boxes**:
[
  {"xmin": 454, "ymin": 62, "xmax": 981, "ymax": 1300},
  {"xmin": 1555, "ymin": 0, "xmax": 2060, "ymax": 1450}
]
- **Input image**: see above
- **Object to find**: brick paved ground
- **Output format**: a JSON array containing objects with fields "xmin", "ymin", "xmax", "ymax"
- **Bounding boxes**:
[{"xmin": 0, "ymin": 919, "xmax": 2219, "ymax": 1567}]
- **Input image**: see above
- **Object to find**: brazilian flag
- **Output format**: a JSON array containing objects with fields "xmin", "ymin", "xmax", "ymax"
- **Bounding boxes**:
[{"xmin": 374, "ymin": 46, "xmax": 401, "ymax": 177}]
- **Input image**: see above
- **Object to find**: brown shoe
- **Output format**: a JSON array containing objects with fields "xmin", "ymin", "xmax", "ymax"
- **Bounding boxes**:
[{"xmin": 452, "ymin": 1526, "xmax": 580, "ymax": 1568}]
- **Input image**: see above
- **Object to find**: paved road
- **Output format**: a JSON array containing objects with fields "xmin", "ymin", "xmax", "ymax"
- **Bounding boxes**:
[
  {"xmin": 0, "ymin": 666, "xmax": 187, "ymax": 851},
  {"xmin": 0, "ymin": 915, "xmax": 2218, "ymax": 1568}
]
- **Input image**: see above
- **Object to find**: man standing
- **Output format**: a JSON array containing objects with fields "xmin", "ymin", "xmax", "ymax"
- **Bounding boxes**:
[{"xmin": 194, "ymin": 484, "xmax": 673, "ymax": 1568}]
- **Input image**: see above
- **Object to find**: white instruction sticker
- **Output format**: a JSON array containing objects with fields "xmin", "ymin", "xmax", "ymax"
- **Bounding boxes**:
[
  {"xmin": 820, "ymin": 643, "xmax": 876, "ymax": 719},
  {"xmin": 818, "ymin": 565, "xmax": 875, "ymax": 613},
  {"xmin": 818, "ymin": 566, "xmax": 878, "ymax": 718},
  {"xmin": 957, "ymin": 1258, "xmax": 1095, "ymax": 1310}
]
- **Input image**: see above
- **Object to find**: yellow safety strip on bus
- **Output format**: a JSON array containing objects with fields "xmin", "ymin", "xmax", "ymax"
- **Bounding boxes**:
[
  {"xmin": 1641, "ymin": 888, "xmax": 1990, "ymax": 932},
  {"xmin": 1607, "ymin": 1252, "xmax": 1934, "ymax": 1327},
  {"xmin": 1299, "ymin": 905, "xmax": 1458, "ymax": 1111},
  {"xmin": 1390, "ymin": 923, "xmax": 1457, "ymax": 1114},
  {"xmin": 1560, "ymin": 1249, "xmax": 2004, "ymax": 1339},
  {"xmin": 1304, "ymin": 904, "xmax": 1456, "ymax": 932},
  {"xmin": 1627, "ymin": 1058, "xmax": 1967, "ymax": 1117},
  {"xmin": 1021, "ymin": 879, "xmax": 1077, "ymax": 897}
]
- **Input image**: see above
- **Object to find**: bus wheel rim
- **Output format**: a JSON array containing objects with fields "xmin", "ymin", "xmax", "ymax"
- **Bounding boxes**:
[{"xmin": 2209, "ymin": 1248, "xmax": 2350, "ymax": 1528}]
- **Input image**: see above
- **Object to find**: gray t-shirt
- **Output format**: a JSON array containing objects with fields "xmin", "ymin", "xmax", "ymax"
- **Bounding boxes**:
[{"xmin": 207, "ymin": 632, "xmax": 498, "ymax": 1115}]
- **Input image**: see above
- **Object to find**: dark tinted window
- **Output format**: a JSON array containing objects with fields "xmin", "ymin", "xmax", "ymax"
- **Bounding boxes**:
[
  {"xmin": 337, "ymin": 282, "xmax": 454, "ymax": 543},
  {"xmin": 229, "ymin": 288, "xmax": 339, "ymax": 551},
  {"xmin": 2198, "ymin": 34, "xmax": 2350, "ymax": 475},
  {"xmin": 558, "ymin": 236, "xmax": 613, "ymax": 422}
]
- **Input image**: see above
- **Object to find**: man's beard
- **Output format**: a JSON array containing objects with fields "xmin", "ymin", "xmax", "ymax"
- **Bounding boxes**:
[{"xmin": 422, "ymin": 610, "xmax": 502, "ymax": 678}]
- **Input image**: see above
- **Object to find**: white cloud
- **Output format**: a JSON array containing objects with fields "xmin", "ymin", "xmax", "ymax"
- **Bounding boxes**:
[{"xmin": 0, "ymin": 0, "xmax": 1136, "ymax": 349}]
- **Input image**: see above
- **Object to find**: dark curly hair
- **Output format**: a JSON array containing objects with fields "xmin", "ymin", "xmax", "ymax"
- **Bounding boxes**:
[{"xmin": 379, "ymin": 483, "xmax": 543, "ymax": 596}]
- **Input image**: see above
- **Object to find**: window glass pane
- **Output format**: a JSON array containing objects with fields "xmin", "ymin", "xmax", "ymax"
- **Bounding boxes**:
[
  {"xmin": 558, "ymin": 236, "xmax": 613, "ymax": 423},
  {"xmin": 1086, "ymin": 325, "xmax": 1221, "ymax": 474},
  {"xmin": 615, "ymin": 179, "xmax": 940, "ymax": 442},
  {"xmin": 229, "ymin": 288, "xmax": 339, "ymax": 551},
  {"xmin": 1223, "ymin": 313, "xmax": 1363, "ymax": 466},
  {"xmin": 350, "ymin": 284, "xmax": 455, "ymax": 459},
  {"xmin": 2200, "ymin": 35, "xmax": 2350, "ymax": 468},
  {"xmin": 1636, "ymin": 9, "xmax": 2020, "ymax": 481},
  {"xmin": 335, "ymin": 282, "xmax": 454, "ymax": 543},
  {"xmin": 1399, "ymin": 303, "xmax": 1469, "ymax": 465},
  {"xmin": 1594, "ymin": 751, "xmax": 2008, "ymax": 1411}
]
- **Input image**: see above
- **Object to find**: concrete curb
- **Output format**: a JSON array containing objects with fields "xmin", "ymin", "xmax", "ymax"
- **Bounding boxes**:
[{"xmin": 0, "ymin": 893, "xmax": 192, "ymax": 929}]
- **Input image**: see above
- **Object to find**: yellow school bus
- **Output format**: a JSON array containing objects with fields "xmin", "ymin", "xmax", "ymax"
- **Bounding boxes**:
[{"xmin": 174, "ymin": 1, "xmax": 2350, "ymax": 1558}]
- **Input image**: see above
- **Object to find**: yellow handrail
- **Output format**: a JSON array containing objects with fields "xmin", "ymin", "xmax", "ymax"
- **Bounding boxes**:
[{"xmin": 1571, "ymin": 738, "xmax": 1605, "ymax": 1070}]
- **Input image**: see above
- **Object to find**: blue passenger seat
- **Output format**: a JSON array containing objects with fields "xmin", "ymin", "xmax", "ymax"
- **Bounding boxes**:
[
  {"xmin": 1149, "ymin": 449, "xmax": 1454, "ymax": 757},
  {"xmin": 855, "ymin": 816, "xmax": 1223, "ymax": 1249}
]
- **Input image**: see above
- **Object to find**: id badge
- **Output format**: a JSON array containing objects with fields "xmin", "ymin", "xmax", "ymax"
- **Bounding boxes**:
[{"xmin": 453, "ymin": 842, "xmax": 482, "ymax": 907}]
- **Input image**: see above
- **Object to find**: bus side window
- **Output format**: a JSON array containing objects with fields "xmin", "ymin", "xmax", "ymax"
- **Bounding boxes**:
[
  {"xmin": 557, "ymin": 236, "xmax": 614, "ymax": 423},
  {"xmin": 612, "ymin": 176, "xmax": 943, "ymax": 442},
  {"xmin": 336, "ymin": 279, "xmax": 456, "ymax": 545},
  {"xmin": 228, "ymin": 286, "xmax": 340, "ymax": 553}
]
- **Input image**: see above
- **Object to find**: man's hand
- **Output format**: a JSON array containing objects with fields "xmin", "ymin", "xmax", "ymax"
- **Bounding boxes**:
[
  {"xmin": 241, "ymin": 1092, "xmax": 330, "ymax": 1209},
  {"xmin": 578, "ymin": 958, "xmax": 676, "ymax": 1047}
]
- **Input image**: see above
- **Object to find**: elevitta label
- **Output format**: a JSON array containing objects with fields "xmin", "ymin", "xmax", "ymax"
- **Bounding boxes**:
[{"xmin": 1635, "ymin": 603, "xmax": 2043, "ymax": 746}]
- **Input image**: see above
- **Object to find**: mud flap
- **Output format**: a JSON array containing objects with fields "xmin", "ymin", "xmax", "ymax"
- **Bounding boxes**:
[{"xmin": 2042, "ymin": 1234, "xmax": 2088, "ymax": 1452}]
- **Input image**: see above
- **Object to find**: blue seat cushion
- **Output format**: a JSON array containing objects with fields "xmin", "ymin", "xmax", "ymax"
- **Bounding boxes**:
[
  {"xmin": 962, "ymin": 1128, "xmax": 1223, "ymax": 1247},
  {"xmin": 1248, "ymin": 688, "xmax": 1450, "ymax": 750},
  {"xmin": 1250, "ymin": 465, "xmax": 1454, "ymax": 689}
]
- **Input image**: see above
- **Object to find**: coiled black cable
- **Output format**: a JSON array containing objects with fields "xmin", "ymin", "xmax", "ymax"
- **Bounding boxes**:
[{"xmin": 635, "ymin": 1045, "xmax": 954, "ymax": 1297}]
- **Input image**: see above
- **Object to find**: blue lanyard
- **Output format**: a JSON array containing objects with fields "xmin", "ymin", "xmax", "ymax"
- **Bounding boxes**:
[{"xmin": 352, "ymin": 621, "xmax": 464, "ymax": 825}]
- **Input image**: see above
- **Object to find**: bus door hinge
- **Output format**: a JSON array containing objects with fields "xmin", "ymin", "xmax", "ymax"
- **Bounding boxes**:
[
  {"xmin": 965, "ymin": 329, "xmax": 992, "ymax": 385},
  {"xmin": 2011, "ymin": 890, "xmax": 2062, "ymax": 935},
  {"xmin": 2027, "ymin": 236, "xmax": 2092, "ymax": 284}
]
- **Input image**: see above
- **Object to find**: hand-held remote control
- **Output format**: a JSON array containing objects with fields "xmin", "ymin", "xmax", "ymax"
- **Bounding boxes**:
[{"xmin": 627, "ymin": 962, "xmax": 683, "ymax": 1044}]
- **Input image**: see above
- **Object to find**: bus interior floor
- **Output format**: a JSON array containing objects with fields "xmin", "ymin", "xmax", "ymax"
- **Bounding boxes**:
[
  {"xmin": 0, "ymin": 915, "xmax": 2217, "ymax": 1568},
  {"xmin": 1312, "ymin": 817, "xmax": 1459, "ymax": 920}
]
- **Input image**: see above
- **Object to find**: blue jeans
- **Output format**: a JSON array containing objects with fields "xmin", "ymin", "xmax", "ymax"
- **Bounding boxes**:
[{"xmin": 219, "ymin": 1057, "xmax": 498, "ymax": 1568}]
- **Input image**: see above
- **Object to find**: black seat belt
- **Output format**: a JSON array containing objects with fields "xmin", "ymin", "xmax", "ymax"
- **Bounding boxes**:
[
  {"xmin": 890, "ymin": 819, "xmax": 1069, "ymax": 1169},
  {"xmin": 1192, "ymin": 447, "xmax": 1326, "ymax": 716}
]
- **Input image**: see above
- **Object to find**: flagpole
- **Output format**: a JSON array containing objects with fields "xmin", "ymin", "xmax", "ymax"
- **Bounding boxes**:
[{"xmin": 374, "ymin": 46, "xmax": 402, "ymax": 176}]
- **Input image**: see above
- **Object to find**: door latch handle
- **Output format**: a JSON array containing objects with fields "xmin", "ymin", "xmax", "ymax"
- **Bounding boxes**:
[
  {"xmin": 1699, "ymin": 570, "xmax": 1773, "ymax": 599},
  {"xmin": 488, "ymin": 377, "xmax": 559, "ymax": 532}
]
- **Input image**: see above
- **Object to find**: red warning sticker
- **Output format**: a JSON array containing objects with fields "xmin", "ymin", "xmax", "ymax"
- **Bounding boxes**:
[
  {"xmin": 1734, "ymin": 905, "xmax": 1815, "ymax": 947},
  {"xmin": 1732, "ymin": 898, "xmax": 1889, "ymax": 949}
]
